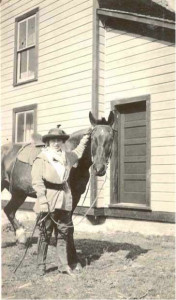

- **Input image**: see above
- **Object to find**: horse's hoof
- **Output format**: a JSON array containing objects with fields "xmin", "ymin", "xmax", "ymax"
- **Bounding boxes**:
[
  {"xmin": 16, "ymin": 227, "xmax": 27, "ymax": 244},
  {"xmin": 2, "ymin": 224, "xmax": 13, "ymax": 232},
  {"xmin": 71, "ymin": 262, "xmax": 83, "ymax": 273}
]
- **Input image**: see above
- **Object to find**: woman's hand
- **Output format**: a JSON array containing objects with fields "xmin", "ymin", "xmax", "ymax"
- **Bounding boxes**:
[
  {"xmin": 39, "ymin": 203, "xmax": 49, "ymax": 213},
  {"xmin": 85, "ymin": 127, "xmax": 93, "ymax": 136}
]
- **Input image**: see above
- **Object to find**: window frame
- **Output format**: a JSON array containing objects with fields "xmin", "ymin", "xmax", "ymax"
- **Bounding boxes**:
[
  {"xmin": 13, "ymin": 7, "xmax": 39, "ymax": 86},
  {"xmin": 12, "ymin": 104, "xmax": 37, "ymax": 143}
]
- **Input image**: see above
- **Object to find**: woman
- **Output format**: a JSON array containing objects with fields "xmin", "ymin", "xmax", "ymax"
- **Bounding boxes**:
[{"xmin": 31, "ymin": 125, "xmax": 91, "ymax": 276}]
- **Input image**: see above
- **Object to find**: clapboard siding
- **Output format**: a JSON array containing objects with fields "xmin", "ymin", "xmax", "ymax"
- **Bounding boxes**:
[
  {"xmin": 2, "ymin": 28, "xmax": 92, "ymax": 65},
  {"xmin": 1, "ymin": 0, "xmax": 77, "ymax": 27},
  {"xmin": 105, "ymin": 27, "xmax": 175, "ymax": 213},
  {"xmin": 1, "ymin": 0, "xmax": 93, "ymax": 153},
  {"xmin": 1, "ymin": 93, "xmax": 91, "ymax": 116},
  {"xmin": 151, "ymin": 100, "xmax": 175, "ymax": 111},
  {"xmin": 152, "ymin": 183, "xmax": 175, "ymax": 192},
  {"xmin": 107, "ymin": 40, "xmax": 173, "ymax": 62},
  {"xmin": 107, "ymin": 44, "xmax": 174, "ymax": 70},
  {"xmin": 106, "ymin": 55, "xmax": 175, "ymax": 79},
  {"xmin": 106, "ymin": 64, "xmax": 175, "ymax": 85},
  {"xmin": 106, "ymin": 82, "xmax": 174, "ymax": 101},
  {"xmin": 152, "ymin": 119, "xmax": 175, "ymax": 130},
  {"xmin": 152, "ymin": 146, "xmax": 175, "ymax": 156},
  {"xmin": 152, "ymin": 201, "xmax": 175, "ymax": 213},
  {"xmin": 2, "ymin": 56, "xmax": 92, "ymax": 86},
  {"xmin": 2, "ymin": 100, "xmax": 91, "ymax": 124},
  {"xmin": 106, "ymin": 73, "xmax": 175, "ymax": 94},
  {"xmin": 2, "ymin": 67, "xmax": 92, "ymax": 95},
  {"xmin": 2, "ymin": 38, "xmax": 92, "ymax": 72},
  {"xmin": 2, "ymin": 77, "xmax": 92, "ymax": 105},
  {"xmin": 39, "ymin": 2, "xmax": 92, "ymax": 31},
  {"xmin": 151, "ymin": 127, "xmax": 175, "ymax": 138},
  {"xmin": 1, "ymin": 87, "xmax": 92, "ymax": 117}
]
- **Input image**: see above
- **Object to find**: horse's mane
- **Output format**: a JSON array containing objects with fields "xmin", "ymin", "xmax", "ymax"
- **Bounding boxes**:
[
  {"xmin": 92, "ymin": 117, "xmax": 111, "ymax": 125},
  {"xmin": 65, "ymin": 128, "xmax": 89, "ymax": 151}
]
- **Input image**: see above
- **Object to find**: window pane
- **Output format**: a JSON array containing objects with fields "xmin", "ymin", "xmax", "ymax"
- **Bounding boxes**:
[
  {"xmin": 25, "ymin": 111, "xmax": 34, "ymax": 141},
  {"xmin": 28, "ymin": 48, "xmax": 35, "ymax": 77},
  {"xmin": 28, "ymin": 16, "xmax": 35, "ymax": 46},
  {"xmin": 19, "ymin": 51, "xmax": 28, "ymax": 79},
  {"xmin": 17, "ymin": 113, "xmax": 24, "ymax": 142},
  {"xmin": 19, "ymin": 20, "xmax": 26, "ymax": 50}
]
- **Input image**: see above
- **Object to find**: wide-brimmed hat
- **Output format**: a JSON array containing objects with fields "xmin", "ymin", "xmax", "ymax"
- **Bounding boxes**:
[{"xmin": 42, "ymin": 125, "xmax": 70, "ymax": 143}]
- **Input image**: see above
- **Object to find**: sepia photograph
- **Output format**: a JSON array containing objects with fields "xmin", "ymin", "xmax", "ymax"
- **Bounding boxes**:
[{"xmin": 1, "ymin": 0, "xmax": 175, "ymax": 299}]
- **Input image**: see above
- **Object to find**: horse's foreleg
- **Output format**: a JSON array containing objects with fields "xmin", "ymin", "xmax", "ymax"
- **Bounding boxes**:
[
  {"xmin": 67, "ymin": 221, "xmax": 77, "ymax": 265},
  {"xmin": 4, "ymin": 192, "xmax": 27, "ymax": 244}
]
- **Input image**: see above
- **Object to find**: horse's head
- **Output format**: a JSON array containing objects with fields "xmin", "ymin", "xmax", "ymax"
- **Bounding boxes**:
[{"xmin": 89, "ymin": 111, "xmax": 115, "ymax": 176}]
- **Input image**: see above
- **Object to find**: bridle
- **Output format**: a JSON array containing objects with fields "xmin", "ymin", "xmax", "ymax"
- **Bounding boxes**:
[
  {"xmin": 91, "ymin": 125, "xmax": 117, "ymax": 168},
  {"xmin": 14, "ymin": 125, "xmax": 118, "ymax": 274}
]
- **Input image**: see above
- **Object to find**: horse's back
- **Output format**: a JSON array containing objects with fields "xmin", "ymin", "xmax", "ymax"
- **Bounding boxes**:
[
  {"xmin": 1, "ymin": 143, "xmax": 22, "ymax": 157},
  {"xmin": 1, "ymin": 143, "xmax": 37, "ymax": 196},
  {"xmin": 1, "ymin": 143, "xmax": 22, "ymax": 187}
]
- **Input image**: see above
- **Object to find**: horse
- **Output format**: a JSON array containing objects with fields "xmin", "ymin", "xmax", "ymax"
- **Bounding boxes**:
[{"xmin": 1, "ymin": 111, "xmax": 114, "ymax": 268}]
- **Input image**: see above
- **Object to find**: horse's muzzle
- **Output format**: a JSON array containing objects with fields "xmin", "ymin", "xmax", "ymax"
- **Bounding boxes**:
[{"xmin": 93, "ymin": 164, "xmax": 106, "ymax": 176}]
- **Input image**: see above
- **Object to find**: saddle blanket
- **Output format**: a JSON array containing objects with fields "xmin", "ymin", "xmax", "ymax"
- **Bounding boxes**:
[{"xmin": 17, "ymin": 144, "xmax": 43, "ymax": 166}]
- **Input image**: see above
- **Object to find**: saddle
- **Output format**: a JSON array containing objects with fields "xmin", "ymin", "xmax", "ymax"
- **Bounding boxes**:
[{"xmin": 17, "ymin": 134, "xmax": 45, "ymax": 166}]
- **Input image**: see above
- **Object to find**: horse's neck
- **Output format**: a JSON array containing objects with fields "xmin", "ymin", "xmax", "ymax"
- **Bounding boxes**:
[
  {"xmin": 66, "ymin": 129, "xmax": 92, "ymax": 166},
  {"xmin": 66, "ymin": 129, "xmax": 88, "ymax": 150}
]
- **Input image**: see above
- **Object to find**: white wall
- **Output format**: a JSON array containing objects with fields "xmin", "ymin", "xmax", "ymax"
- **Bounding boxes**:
[
  {"xmin": 100, "ymin": 26, "xmax": 175, "ymax": 213},
  {"xmin": 1, "ymin": 0, "xmax": 93, "ymax": 145},
  {"xmin": 1, "ymin": 0, "xmax": 93, "ymax": 206}
]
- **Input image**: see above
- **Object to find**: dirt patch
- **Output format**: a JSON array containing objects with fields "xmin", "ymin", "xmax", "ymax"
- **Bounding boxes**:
[{"xmin": 2, "ymin": 220, "xmax": 175, "ymax": 299}]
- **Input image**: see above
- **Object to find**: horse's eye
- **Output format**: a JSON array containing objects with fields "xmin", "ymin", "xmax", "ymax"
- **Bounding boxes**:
[
  {"xmin": 92, "ymin": 143, "xmax": 97, "ymax": 155},
  {"xmin": 92, "ymin": 137, "xmax": 98, "ymax": 145}
]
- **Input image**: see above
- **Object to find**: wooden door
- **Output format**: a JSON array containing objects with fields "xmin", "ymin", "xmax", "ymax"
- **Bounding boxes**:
[{"xmin": 112, "ymin": 98, "xmax": 150, "ymax": 208}]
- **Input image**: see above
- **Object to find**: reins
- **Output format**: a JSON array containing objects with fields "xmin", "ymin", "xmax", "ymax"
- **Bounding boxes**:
[
  {"xmin": 13, "ymin": 125, "xmax": 116, "ymax": 273},
  {"xmin": 43, "ymin": 125, "xmax": 116, "ymax": 228},
  {"xmin": 50, "ymin": 174, "xmax": 107, "ymax": 228},
  {"xmin": 13, "ymin": 213, "xmax": 42, "ymax": 274}
]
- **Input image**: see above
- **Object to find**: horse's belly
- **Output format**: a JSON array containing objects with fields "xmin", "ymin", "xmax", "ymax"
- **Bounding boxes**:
[{"xmin": 11, "ymin": 160, "xmax": 36, "ymax": 197}]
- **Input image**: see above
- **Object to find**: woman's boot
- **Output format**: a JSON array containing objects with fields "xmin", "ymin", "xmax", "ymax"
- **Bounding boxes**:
[
  {"xmin": 56, "ymin": 238, "xmax": 75, "ymax": 277},
  {"xmin": 37, "ymin": 238, "xmax": 48, "ymax": 276}
]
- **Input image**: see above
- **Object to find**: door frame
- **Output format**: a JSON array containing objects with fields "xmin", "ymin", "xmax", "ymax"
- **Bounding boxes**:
[{"xmin": 110, "ymin": 95, "xmax": 151, "ymax": 210}]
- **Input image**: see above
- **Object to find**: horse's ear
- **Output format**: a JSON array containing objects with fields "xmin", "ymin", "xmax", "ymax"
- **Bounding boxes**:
[
  {"xmin": 89, "ymin": 111, "xmax": 97, "ymax": 127},
  {"xmin": 107, "ymin": 111, "xmax": 115, "ymax": 126}
]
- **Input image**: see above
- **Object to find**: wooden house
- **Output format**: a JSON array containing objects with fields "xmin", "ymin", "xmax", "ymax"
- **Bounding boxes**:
[{"xmin": 1, "ymin": 0, "xmax": 175, "ymax": 223}]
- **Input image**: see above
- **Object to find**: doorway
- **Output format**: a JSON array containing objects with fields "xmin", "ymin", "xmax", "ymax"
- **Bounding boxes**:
[{"xmin": 111, "ymin": 95, "xmax": 150, "ymax": 209}]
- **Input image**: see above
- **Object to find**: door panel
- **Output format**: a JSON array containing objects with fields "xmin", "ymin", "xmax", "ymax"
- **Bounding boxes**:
[
  {"xmin": 125, "ymin": 144, "xmax": 146, "ymax": 156},
  {"xmin": 124, "ymin": 162, "xmax": 146, "ymax": 174},
  {"xmin": 122, "ymin": 192, "xmax": 146, "ymax": 204},
  {"xmin": 125, "ymin": 126, "xmax": 146, "ymax": 139},
  {"xmin": 124, "ymin": 180, "xmax": 146, "ymax": 192},
  {"xmin": 118, "ymin": 100, "xmax": 147, "ymax": 205}
]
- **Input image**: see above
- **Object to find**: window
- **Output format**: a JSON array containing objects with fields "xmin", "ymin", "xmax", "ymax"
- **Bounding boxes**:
[
  {"xmin": 14, "ymin": 8, "xmax": 39, "ymax": 85},
  {"xmin": 13, "ymin": 104, "xmax": 37, "ymax": 143}
]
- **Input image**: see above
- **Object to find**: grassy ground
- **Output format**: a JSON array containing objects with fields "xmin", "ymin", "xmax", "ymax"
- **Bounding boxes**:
[{"xmin": 2, "ymin": 221, "xmax": 175, "ymax": 300}]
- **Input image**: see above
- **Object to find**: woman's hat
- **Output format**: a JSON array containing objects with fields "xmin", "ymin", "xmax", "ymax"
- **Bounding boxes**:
[{"xmin": 42, "ymin": 125, "xmax": 70, "ymax": 143}]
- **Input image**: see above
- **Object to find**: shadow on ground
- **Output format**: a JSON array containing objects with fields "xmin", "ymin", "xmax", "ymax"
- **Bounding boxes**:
[
  {"xmin": 75, "ymin": 238, "xmax": 149, "ymax": 264},
  {"xmin": 2, "ymin": 235, "xmax": 149, "ymax": 269}
]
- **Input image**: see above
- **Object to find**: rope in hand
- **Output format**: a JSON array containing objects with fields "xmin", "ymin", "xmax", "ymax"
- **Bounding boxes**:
[
  {"xmin": 13, "ymin": 213, "xmax": 42, "ymax": 274},
  {"xmin": 13, "ymin": 178, "xmax": 90, "ymax": 274},
  {"xmin": 13, "ymin": 126, "xmax": 115, "ymax": 273},
  {"xmin": 50, "ymin": 173, "xmax": 107, "ymax": 228}
]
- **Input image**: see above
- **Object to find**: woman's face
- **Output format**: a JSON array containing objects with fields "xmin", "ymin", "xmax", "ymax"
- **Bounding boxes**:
[{"xmin": 48, "ymin": 138, "xmax": 64, "ymax": 151}]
